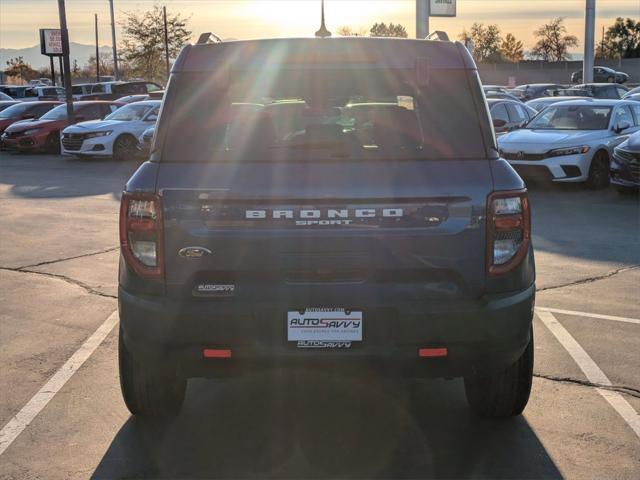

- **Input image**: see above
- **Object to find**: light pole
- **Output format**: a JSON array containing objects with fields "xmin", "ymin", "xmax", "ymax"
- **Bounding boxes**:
[
  {"xmin": 109, "ymin": 0, "xmax": 119, "ymax": 80},
  {"xmin": 583, "ymin": 0, "xmax": 595, "ymax": 83},
  {"xmin": 57, "ymin": 0, "xmax": 74, "ymax": 124},
  {"xmin": 416, "ymin": 0, "xmax": 429, "ymax": 39},
  {"xmin": 95, "ymin": 13, "xmax": 101, "ymax": 82}
]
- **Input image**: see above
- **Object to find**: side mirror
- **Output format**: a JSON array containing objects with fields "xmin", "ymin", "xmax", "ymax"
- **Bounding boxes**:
[
  {"xmin": 614, "ymin": 121, "xmax": 631, "ymax": 133},
  {"xmin": 493, "ymin": 118, "xmax": 507, "ymax": 128}
]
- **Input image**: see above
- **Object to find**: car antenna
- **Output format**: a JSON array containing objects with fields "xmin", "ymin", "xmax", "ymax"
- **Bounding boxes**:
[{"xmin": 315, "ymin": 0, "xmax": 332, "ymax": 38}]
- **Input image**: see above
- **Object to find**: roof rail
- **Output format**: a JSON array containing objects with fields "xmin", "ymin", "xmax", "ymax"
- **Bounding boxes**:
[
  {"xmin": 196, "ymin": 32, "xmax": 223, "ymax": 44},
  {"xmin": 427, "ymin": 31, "xmax": 450, "ymax": 41}
]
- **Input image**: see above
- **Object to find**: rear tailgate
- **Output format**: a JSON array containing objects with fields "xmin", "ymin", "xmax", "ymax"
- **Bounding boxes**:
[{"xmin": 158, "ymin": 159, "xmax": 492, "ymax": 302}]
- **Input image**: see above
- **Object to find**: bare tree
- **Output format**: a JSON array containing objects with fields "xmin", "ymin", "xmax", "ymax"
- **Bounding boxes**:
[
  {"xmin": 336, "ymin": 25, "xmax": 368, "ymax": 37},
  {"xmin": 459, "ymin": 23, "xmax": 503, "ymax": 63},
  {"xmin": 501, "ymin": 33, "xmax": 524, "ymax": 62},
  {"xmin": 531, "ymin": 17, "xmax": 578, "ymax": 61}
]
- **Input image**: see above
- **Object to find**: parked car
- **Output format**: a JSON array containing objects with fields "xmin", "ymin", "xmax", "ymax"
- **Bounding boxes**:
[
  {"xmin": 573, "ymin": 83, "xmax": 629, "ymax": 99},
  {"xmin": 1, "ymin": 101, "xmax": 121, "ymax": 153},
  {"xmin": 0, "ymin": 100, "xmax": 21, "ymax": 112},
  {"xmin": 525, "ymin": 96, "xmax": 589, "ymax": 113},
  {"xmin": 498, "ymin": 99, "xmax": 640, "ymax": 189},
  {"xmin": 81, "ymin": 81, "xmax": 163, "ymax": 100},
  {"xmin": 114, "ymin": 94, "xmax": 151, "ymax": 104},
  {"xmin": 0, "ymin": 91, "xmax": 15, "ymax": 101},
  {"xmin": 0, "ymin": 101, "xmax": 61, "ymax": 136},
  {"xmin": 23, "ymin": 86, "xmax": 66, "ymax": 102},
  {"xmin": 571, "ymin": 66, "xmax": 629, "ymax": 84},
  {"xmin": 0, "ymin": 85, "xmax": 29, "ymax": 99},
  {"xmin": 554, "ymin": 88, "xmax": 592, "ymax": 97},
  {"xmin": 136, "ymin": 125, "xmax": 155, "ymax": 157},
  {"xmin": 610, "ymin": 130, "xmax": 640, "ymax": 194},
  {"xmin": 62, "ymin": 100, "xmax": 160, "ymax": 160},
  {"xmin": 510, "ymin": 84, "xmax": 565, "ymax": 102},
  {"xmin": 118, "ymin": 37, "xmax": 536, "ymax": 419},
  {"xmin": 622, "ymin": 93, "xmax": 640, "ymax": 103},
  {"xmin": 71, "ymin": 83, "xmax": 95, "ymax": 100},
  {"xmin": 483, "ymin": 85, "xmax": 509, "ymax": 94},
  {"xmin": 488, "ymin": 98, "xmax": 537, "ymax": 135}
]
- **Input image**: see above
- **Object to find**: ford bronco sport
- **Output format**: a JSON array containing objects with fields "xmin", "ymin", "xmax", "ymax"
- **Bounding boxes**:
[{"xmin": 118, "ymin": 37, "xmax": 535, "ymax": 418}]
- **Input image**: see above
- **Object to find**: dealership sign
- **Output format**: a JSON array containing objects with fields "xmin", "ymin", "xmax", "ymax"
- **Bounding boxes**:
[
  {"xmin": 430, "ymin": 0, "xmax": 456, "ymax": 17},
  {"xmin": 40, "ymin": 29, "xmax": 63, "ymax": 56}
]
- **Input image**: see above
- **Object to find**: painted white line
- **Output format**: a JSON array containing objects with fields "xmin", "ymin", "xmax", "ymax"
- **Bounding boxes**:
[
  {"xmin": 537, "ymin": 310, "xmax": 640, "ymax": 440},
  {"xmin": 537, "ymin": 307, "xmax": 640, "ymax": 325},
  {"xmin": 0, "ymin": 310, "xmax": 119, "ymax": 456}
]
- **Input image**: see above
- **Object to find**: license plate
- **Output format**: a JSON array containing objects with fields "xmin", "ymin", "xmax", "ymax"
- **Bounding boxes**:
[{"xmin": 287, "ymin": 308, "xmax": 362, "ymax": 347}]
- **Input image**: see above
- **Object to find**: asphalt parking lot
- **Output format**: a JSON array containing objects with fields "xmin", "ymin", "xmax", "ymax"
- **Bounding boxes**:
[{"xmin": 0, "ymin": 153, "xmax": 638, "ymax": 479}]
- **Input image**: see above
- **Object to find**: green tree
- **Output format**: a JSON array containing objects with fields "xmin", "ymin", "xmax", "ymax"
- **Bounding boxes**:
[
  {"xmin": 369, "ymin": 22, "xmax": 408, "ymax": 38},
  {"xmin": 596, "ymin": 17, "xmax": 640, "ymax": 59},
  {"xmin": 501, "ymin": 33, "xmax": 524, "ymax": 62},
  {"xmin": 119, "ymin": 4, "xmax": 191, "ymax": 82},
  {"xmin": 4, "ymin": 56, "xmax": 38, "ymax": 84},
  {"xmin": 531, "ymin": 17, "xmax": 578, "ymax": 61},
  {"xmin": 459, "ymin": 23, "xmax": 503, "ymax": 63}
]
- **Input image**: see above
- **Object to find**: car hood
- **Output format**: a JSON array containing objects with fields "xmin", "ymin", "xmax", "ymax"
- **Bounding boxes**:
[
  {"xmin": 498, "ymin": 129, "xmax": 605, "ymax": 151},
  {"xmin": 618, "ymin": 131, "xmax": 640, "ymax": 152},
  {"xmin": 5, "ymin": 118, "xmax": 60, "ymax": 132},
  {"xmin": 63, "ymin": 119, "xmax": 120, "ymax": 132}
]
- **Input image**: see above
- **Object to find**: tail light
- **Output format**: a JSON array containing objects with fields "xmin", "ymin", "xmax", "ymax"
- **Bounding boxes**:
[
  {"xmin": 486, "ymin": 190, "xmax": 530, "ymax": 276},
  {"xmin": 119, "ymin": 192, "xmax": 164, "ymax": 279}
]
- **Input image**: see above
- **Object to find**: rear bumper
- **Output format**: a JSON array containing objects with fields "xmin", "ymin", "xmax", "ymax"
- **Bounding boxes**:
[{"xmin": 119, "ymin": 283, "xmax": 535, "ymax": 379}]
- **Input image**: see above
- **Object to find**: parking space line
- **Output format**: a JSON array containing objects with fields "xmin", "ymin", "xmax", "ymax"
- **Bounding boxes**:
[
  {"xmin": 537, "ymin": 310, "xmax": 640, "ymax": 440},
  {"xmin": 0, "ymin": 310, "xmax": 119, "ymax": 457},
  {"xmin": 536, "ymin": 307, "xmax": 640, "ymax": 325}
]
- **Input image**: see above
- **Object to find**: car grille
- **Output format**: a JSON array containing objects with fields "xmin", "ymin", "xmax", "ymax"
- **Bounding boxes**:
[
  {"xmin": 614, "ymin": 148, "xmax": 640, "ymax": 163},
  {"xmin": 501, "ymin": 151, "xmax": 546, "ymax": 161},
  {"xmin": 62, "ymin": 133, "xmax": 84, "ymax": 151}
]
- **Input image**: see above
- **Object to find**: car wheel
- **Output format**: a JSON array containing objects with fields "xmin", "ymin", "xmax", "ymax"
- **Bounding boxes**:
[
  {"xmin": 113, "ymin": 135, "xmax": 136, "ymax": 161},
  {"xmin": 586, "ymin": 151, "xmax": 610, "ymax": 190},
  {"xmin": 45, "ymin": 133, "xmax": 60, "ymax": 154},
  {"xmin": 119, "ymin": 327, "xmax": 186, "ymax": 418},
  {"xmin": 607, "ymin": 76, "xmax": 614, "ymax": 83},
  {"xmin": 464, "ymin": 327, "xmax": 533, "ymax": 418}
]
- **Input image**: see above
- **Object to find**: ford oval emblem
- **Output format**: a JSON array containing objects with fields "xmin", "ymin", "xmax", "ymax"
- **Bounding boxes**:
[{"xmin": 178, "ymin": 247, "xmax": 212, "ymax": 259}]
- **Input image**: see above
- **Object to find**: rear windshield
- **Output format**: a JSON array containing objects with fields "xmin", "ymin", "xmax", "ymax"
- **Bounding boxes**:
[
  {"xmin": 527, "ymin": 105, "xmax": 612, "ymax": 130},
  {"xmin": 0, "ymin": 102, "xmax": 32, "ymax": 118},
  {"xmin": 159, "ymin": 67, "xmax": 487, "ymax": 162}
]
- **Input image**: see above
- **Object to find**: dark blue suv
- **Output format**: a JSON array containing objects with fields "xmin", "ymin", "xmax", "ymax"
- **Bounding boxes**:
[{"xmin": 118, "ymin": 37, "xmax": 535, "ymax": 418}]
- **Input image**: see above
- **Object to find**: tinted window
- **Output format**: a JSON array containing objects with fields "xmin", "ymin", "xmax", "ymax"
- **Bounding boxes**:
[
  {"xmin": 31, "ymin": 103, "xmax": 57, "ymax": 117},
  {"xmin": 105, "ymin": 103, "xmax": 154, "ymax": 121},
  {"xmin": 113, "ymin": 83, "xmax": 146, "ymax": 95},
  {"xmin": 527, "ymin": 105, "xmax": 612, "ymax": 130},
  {"xmin": 72, "ymin": 86, "xmax": 83, "ymax": 94},
  {"xmin": 0, "ymin": 103, "xmax": 32, "ymax": 118},
  {"xmin": 616, "ymin": 88, "xmax": 627, "ymax": 99},
  {"xmin": 491, "ymin": 103, "xmax": 509, "ymax": 123},
  {"xmin": 159, "ymin": 69, "xmax": 487, "ymax": 162},
  {"xmin": 79, "ymin": 104, "xmax": 105, "ymax": 120},
  {"xmin": 506, "ymin": 103, "xmax": 527, "ymax": 123},
  {"xmin": 146, "ymin": 83, "xmax": 161, "ymax": 93},
  {"xmin": 92, "ymin": 84, "xmax": 105, "ymax": 93}
]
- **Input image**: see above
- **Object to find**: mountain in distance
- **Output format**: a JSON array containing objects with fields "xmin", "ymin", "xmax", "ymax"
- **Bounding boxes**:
[{"xmin": 0, "ymin": 42, "xmax": 113, "ymax": 70}]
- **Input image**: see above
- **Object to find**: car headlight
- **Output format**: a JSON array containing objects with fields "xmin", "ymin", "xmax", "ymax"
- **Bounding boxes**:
[
  {"xmin": 547, "ymin": 146, "xmax": 590, "ymax": 157},
  {"xmin": 23, "ymin": 128, "xmax": 41, "ymax": 136},
  {"xmin": 85, "ymin": 131, "xmax": 112, "ymax": 139}
]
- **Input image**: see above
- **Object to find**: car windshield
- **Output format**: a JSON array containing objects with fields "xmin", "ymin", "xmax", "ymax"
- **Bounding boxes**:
[
  {"xmin": 160, "ymin": 67, "xmax": 487, "ymax": 162},
  {"xmin": 0, "ymin": 102, "xmax": 32, "ymax": 118},
  {"xmin": 40, "ymin": 104, "xmax": 71, "ymax": 120},
  {"xmin": 105, "ymin": 104, "xmax": 152, "ymax": 121},
  {"xmin": 526, "ymin": 105, "xmax": 612, "ymax": 130}
]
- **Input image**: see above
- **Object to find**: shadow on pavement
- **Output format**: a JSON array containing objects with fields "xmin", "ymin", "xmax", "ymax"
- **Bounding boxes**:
[
  {"xmin": 92, "ymin": 372, "xmax": 561, "ymax": 479},
  {"xmin": 0, "ymin": 153, "xmax": 140, "ymax": 200}
]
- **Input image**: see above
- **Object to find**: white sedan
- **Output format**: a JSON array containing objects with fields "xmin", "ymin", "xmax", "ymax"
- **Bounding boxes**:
[
  {"xmin": 61, "ymin": 100, "xmax": 161, "ymax": 160},
  {"xmin": 498, "ymin": 99, "xmax": 640, "ymax": 189}
]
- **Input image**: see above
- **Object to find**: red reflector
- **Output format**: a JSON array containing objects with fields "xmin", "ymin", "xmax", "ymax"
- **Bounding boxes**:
[
  {"xmin": 494, "ymin": 215, "xmax": 523, "ymax": 231},
  {"xmin": 203, "ymin": 349, "xmax": 232, "ymax": 359},
  {"xmin": 419, "ymin": 347, "xmax": 448, "ymax": 358}
]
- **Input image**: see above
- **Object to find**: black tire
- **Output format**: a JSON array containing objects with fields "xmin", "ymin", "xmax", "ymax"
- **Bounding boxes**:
[
  {"xmin": 113, "ymin": 135, "xmax": 136, "ymax": 161},
  {"xmin": 586, "ymin": 151, "xmax": 610, "ymax": 190},
  {"xmin": 607, "ymin": 76, "xmax": 614, "ymax": 83},
  {"xmin": 464, "ymin": 328, "xmax": 534, "ymax": 418},
  {"xmin": 118, "ymin": 328, "xmax": 186, "ymax": 418},
  {"xmin": 45, "ymin": 133, "xmax": 60, "ymax": 154}
]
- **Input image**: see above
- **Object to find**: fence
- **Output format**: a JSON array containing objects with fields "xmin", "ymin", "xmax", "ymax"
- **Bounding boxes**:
[{"xmin": 477, "ymin": 58, "xmax": 640, "ymax": 86}]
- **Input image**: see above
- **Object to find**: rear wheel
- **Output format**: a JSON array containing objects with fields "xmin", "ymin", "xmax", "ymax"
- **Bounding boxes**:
[
  {"xmin": 113, "ymin": 135, "xmax": 136, "ymax": 161},
  {"xmin": 607, "ymin": 76, "xmax": 614, "ymax": 83},
  {"xmin": 464, "ymin": 328, "xmax": 533, "ymax": 418},
  {"xmin": 586, "ymin": 151, "xmax": 610, "ymax": 190},
  {"xmin": 119, "ymin": 328, "xmax": 186, "ymax": 418}
]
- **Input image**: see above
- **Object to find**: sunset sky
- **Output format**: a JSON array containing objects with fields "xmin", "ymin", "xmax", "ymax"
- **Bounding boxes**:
[{"xmin": 1, "ymin": 0, "xmax": 638, "ymax": 52}]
